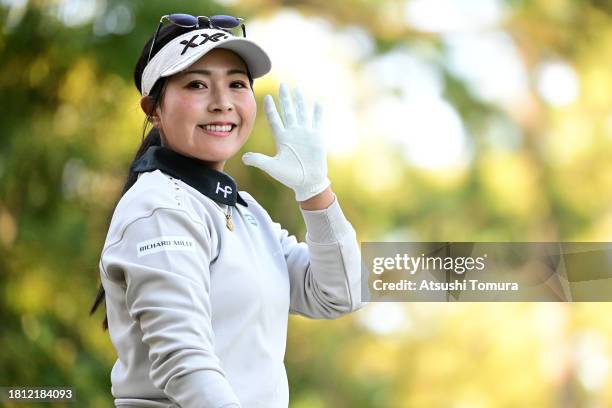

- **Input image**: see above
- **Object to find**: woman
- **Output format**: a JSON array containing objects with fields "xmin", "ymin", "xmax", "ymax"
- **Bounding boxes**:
[{"xmin": 90, "ymin": 13, "xmax": 364, "ymax": 408}]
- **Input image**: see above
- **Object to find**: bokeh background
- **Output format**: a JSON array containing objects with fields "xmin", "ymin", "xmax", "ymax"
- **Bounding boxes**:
[{"xmin": 2, "ymin": 0, "xmax": 612, "ymax": 406}]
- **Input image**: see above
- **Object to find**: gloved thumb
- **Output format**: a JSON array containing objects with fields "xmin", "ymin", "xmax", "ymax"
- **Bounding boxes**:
[{"xmin": 242, "ymin": 152, "xmax": 275, "ymax": 172}]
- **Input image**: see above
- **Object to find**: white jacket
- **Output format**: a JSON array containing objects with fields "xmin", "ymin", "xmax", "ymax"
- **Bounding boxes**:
[{"xmin": 99, "ymin": 146, "xmax": 365, "ymax": 408}]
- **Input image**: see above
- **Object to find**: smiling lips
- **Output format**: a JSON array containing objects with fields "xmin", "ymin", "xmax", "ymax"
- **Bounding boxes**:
[{"xmin": 198, "ymin": 122, "xmax": 237, "ymax": 136}]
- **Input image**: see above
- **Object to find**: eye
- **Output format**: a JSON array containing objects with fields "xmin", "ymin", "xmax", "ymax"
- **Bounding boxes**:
[
  {"xmin": 188, "ymin": 81, "xmax": 206, "ymax": 89},
  {"xmin": 231, "ymin": 81, "xmax": 248, "ymax": 89}
]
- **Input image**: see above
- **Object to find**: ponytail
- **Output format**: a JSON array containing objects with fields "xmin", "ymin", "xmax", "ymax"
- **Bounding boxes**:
[
  {"xmin": 89, "ymin": 127, "xmax": 161, "ymax": 330},
  {"xmin": 121, "ymin": 127, "xmax": 162, "ymax": 196},
  {"xmin": 90, "ymin": 77, "xmax": 166, "ymax": 331}
]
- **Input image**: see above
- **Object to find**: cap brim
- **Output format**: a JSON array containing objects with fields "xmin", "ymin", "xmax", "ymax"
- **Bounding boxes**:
[{"xmin": 159, "ymin": 37, "xmax": 271, "ymax": 80}]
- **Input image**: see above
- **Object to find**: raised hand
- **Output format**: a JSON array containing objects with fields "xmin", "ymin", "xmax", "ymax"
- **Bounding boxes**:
[{"xmin": 242, "ymin": 83, "xmax": 331, "ymax": 202}]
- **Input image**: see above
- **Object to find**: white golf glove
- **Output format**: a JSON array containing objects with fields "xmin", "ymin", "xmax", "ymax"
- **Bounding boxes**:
[{"xmin": 242, "ymin": 83, "xmax": 331, "ymax": 202}]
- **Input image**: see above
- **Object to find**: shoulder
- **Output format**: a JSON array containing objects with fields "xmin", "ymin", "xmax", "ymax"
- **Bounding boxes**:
[
  {"xmin": 118, "ymin": 170, "xmax": 182, "ymax": 212},
  {"xmin": 104, "ymin": 170, "xmax": 211, "ymax": 245}
]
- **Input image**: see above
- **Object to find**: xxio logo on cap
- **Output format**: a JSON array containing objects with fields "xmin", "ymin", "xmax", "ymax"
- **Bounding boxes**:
[
  {"xmin": 180, "ymin": 32, "xmax": 229, "ymax": 55},
  {"xmin": 216, "ymin": 181, "xmax": 233, "ymax": 198}
]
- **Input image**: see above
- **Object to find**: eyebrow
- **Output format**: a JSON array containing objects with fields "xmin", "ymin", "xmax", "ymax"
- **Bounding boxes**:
[{"xmin": 181, "ymin": 68, "xmax": 249, "ymax": 77}]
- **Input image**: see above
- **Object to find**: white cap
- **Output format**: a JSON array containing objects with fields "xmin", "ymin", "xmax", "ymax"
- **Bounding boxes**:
[{"xmin": 141, "ymin": 28, "xmax": 271, "ymax": 97}]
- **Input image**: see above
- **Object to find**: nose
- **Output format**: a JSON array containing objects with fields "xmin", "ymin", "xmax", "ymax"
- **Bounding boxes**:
[{"xmin": 207, "ymin": 87, "xmax": 233, "ymax": 112}]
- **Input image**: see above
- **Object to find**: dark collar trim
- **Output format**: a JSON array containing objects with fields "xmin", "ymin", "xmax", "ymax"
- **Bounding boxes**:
[{"xmin": 130, "ymin": 146, "xmax": 248, "ymax": 207}]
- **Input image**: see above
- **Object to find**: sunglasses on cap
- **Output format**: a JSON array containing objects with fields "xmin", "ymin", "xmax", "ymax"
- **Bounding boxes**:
[{"xmin": 147, "ymin": 14, "xmax": 246, "ymax": 65}]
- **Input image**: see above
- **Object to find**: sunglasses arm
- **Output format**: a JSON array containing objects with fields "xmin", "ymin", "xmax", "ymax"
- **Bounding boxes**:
[{"xmin": 147, "ymin": 20, "xmax": 165, "ymax": 64}]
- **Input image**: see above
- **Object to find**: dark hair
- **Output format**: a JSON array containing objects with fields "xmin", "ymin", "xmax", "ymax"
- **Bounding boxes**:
[{"xmin": 90, "ymin": 23, "xmax": 255, "ymax": 331}]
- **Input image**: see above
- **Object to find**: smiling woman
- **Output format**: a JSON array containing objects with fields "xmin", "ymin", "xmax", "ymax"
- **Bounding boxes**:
[{"xmin": 89, "ymin": 12, "xmax": 365, "ymax": 408}]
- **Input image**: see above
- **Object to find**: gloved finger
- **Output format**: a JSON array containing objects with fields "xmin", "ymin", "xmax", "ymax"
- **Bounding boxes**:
[
  {"xmin": 313, "ymin": 101, "xmax": 323, "ymax": 130},
  {"xmin": 294, "ymin": 87, "xmax": 310, "ymax": 127},
  {"xmin": 279, "ymin": 83, "xmax": 297, "ymax": 127},
  {"xmin": 242, "ymin": 152, "xmax": 275, "ymax": 172},
  {"xmin": 264, "ymin": 95, "xmax": 284, "ymax": 140}
]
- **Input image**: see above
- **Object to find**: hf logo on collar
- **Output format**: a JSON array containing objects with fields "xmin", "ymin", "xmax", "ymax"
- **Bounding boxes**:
[
  {"xmin": 215, "ymin": 181, "xmax": 233, "ymax": 198},
  {"xmin": 180, "ymin": 33, "xmax": 229, "ymax": 55}
]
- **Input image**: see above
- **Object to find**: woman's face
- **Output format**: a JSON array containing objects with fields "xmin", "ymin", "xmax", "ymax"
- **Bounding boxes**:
[{"xmin": 145, "ymin": 48, "xmax": 257, "ymax": 171}]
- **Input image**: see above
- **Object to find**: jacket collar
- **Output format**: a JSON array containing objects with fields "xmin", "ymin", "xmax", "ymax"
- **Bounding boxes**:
[{"xmin": 130, "ymin": 145, "xmax": 248, "ymax": 207}]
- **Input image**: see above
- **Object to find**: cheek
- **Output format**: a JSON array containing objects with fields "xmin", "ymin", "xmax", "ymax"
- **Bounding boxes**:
[
  {"xmin": 161, "ymin": 94, "xmax": 202, "ymax": 125},
  {"xmin": 240, "ymin": 96, "xmax": 257, "ymax": 129}
]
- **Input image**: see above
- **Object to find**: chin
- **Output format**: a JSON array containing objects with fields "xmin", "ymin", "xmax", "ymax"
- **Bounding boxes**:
[
  {"xmin": 177, "ymin": 138, "xmax": 240, "ymax": 165},
  {"xmin": 191, "ymin": 149, "xmax": 232, "ymax": 165}
]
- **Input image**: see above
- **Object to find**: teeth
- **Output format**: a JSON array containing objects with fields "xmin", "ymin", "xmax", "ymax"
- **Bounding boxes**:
[{"xmin": 202, "ymin": 124, "xmax": 233, "ymax": 132}]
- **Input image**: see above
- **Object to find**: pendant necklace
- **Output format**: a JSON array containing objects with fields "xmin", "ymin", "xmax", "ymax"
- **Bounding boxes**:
[
  {"xmin": 212, "ymin": 201, "xmax": 234, "ymax": 231},
  {"xmin": 224, "ymin": 206, "xmax": 234, "ymax": 231}
]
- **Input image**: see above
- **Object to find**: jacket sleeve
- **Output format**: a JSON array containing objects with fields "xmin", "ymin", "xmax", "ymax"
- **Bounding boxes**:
[
  {"xmin": 101, "ymin": 207, "xmax": 241, "ymax": 408},
  {"xmin": 278, "ymin": 194, "xmax": 366, "ymax": 319}
]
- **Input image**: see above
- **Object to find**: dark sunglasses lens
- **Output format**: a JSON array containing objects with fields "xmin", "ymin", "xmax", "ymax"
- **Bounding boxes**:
[
  {"xmin": 210, "ymin": 15, "xmax": 240, "ymax": 28},
  {"xmin": 169, "ymin": 13, "xmax": 198, "ymax": 26}
]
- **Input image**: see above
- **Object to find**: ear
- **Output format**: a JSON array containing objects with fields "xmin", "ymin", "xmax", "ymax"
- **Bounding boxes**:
[{"xmin": 140, "ymin": 96, "xmax": 160, "ymax": 127}]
